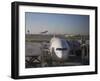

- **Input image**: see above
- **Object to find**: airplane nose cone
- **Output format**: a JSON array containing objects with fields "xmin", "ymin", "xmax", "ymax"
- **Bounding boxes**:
[
  {"xmin": 56, "ymin": 51, "xmax": 62, "ymax": 58},
  {"xmin": 56, "ymin": 51, "xmax": 68, "ymax": 61}
]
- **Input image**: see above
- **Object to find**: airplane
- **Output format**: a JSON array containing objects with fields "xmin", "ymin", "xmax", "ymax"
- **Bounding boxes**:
[
  {"xmin": 41, "ymin": 30, "xmax": 48, "ymax": 34},
  {"xmin": 49, "ymin": 36, "xmax": 71, "ymax": 63}
]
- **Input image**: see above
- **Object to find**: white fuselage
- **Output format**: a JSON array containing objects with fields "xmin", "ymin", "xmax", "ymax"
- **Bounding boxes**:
[{"xmin": 50, "ymin": 37, "xmax": 70, "ymax": 61}]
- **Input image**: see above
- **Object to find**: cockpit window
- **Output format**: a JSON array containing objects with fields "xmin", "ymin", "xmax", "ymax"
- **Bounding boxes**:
[{"xmin": 56, "ymin": 48, "xmax": 67, "ymax": 50}]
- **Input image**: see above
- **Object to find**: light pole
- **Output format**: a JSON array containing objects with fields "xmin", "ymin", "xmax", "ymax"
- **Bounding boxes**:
[{"xmin": 27, "ymin": 30, "xmax": 30, "ymax": 34}]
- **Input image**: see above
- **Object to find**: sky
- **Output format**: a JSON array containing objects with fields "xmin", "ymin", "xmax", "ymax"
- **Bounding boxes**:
[{"xmin": 25, "ymin": 12, "xmax": 89, "ymax": 35}]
